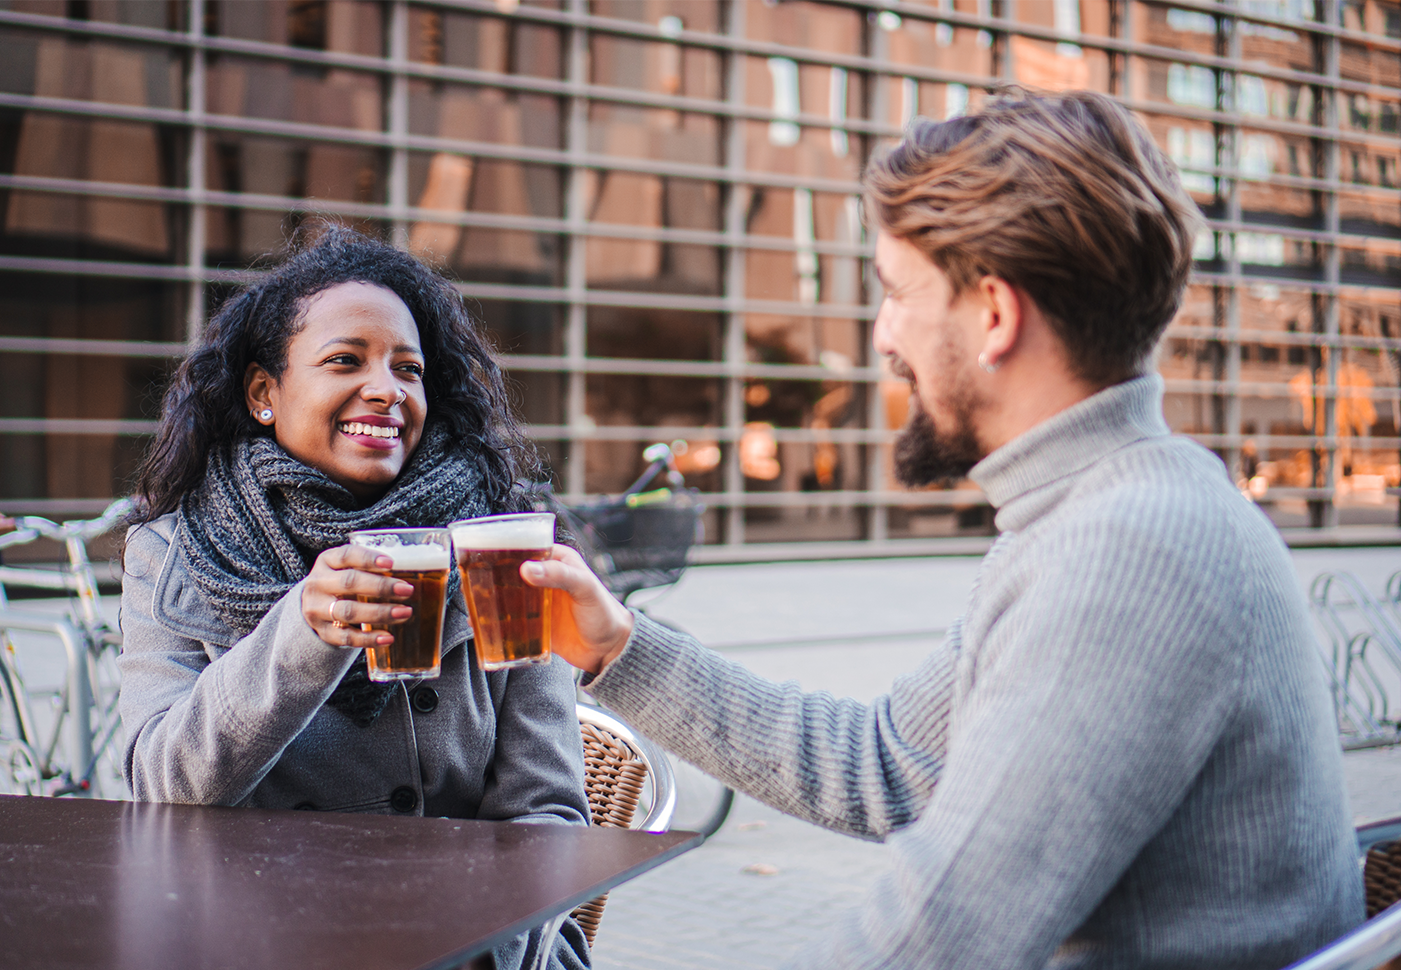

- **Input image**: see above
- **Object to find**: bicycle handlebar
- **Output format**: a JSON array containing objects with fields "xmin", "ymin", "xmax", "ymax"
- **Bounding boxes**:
[
  {"xmin": 624, "ymin": 442, "xmax": 686, "ymax": 496},
  {"xmin": 0, "ymin": 498, "xmax": 134, "ymax": 550}
]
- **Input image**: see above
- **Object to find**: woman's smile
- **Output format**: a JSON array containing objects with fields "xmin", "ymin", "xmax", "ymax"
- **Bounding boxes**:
[{"xmin": 338, "ymin": 415, "xmax": 404, "ymax": 450}]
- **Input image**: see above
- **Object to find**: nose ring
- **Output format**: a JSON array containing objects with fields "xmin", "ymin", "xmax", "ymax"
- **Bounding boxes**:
[{"xmin": 394, "ymin": 389, "xmax": 407, "ymax": 405}]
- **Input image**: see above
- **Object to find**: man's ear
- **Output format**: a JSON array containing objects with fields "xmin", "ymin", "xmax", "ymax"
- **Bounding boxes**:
[
  {"xmin": 244, "ymin": 362, "xmax": 274, "ymax": 417},
  {"xmin": 976, "ymin": 276, "xmax": 1024, "ymax": 370}
]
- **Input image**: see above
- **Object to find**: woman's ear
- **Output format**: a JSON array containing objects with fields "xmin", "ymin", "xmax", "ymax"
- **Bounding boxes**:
[{"xmin": 244, "ymin": 363, "xmax": 275, "ymax": 425}]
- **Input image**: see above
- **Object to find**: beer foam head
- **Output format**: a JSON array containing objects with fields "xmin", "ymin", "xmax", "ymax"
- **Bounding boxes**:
[
  {"xmin": 375, "ymin": 544, "xmax": 450, "ymax": 571},
  {"xmin": 450, "ymin": 512, "xmax": 554, "ymax": 551}
]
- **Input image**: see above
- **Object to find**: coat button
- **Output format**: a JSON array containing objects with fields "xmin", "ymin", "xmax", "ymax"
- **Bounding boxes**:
[
  {"xmin": 411, "ymin": 686, "xmax": 439, "ymax": 714},
  {"xmin": 390, "ymin": 786, "xmax": 418, "ymax": 813}
]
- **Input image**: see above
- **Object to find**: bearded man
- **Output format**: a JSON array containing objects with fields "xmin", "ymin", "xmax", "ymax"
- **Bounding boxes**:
[{"xmin": 526, "ymin": 90, "xmax": 1363, "ymax": 969}]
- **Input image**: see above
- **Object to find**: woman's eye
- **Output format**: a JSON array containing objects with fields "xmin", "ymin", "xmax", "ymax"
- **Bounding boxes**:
[
  {"xmin": 326, "ymin": 353, "xmax": 359, "ymax": 366},
  {"xmin": 398, "ymin": 362, "xmax": 424, "ymax": 377}
]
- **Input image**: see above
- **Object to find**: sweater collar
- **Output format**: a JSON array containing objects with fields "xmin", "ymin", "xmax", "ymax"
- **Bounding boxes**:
[{"xmin": 968, "ymin": 374, "xmax": 1169, "ymax": 531}]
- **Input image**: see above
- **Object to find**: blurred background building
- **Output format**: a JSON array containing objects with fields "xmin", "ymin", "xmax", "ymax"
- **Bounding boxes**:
[{"xmin": 0, "ymin": 0, "xmax": 1397, "ymax": 559}]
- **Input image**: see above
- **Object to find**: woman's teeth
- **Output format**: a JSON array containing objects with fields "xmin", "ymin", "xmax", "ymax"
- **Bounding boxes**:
[{"xmin": 339, "ymin": 422, "xmax": 400, "ymax": 439}]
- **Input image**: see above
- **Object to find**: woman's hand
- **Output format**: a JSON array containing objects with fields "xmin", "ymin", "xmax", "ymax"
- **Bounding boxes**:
[
  {"xmin": 520, "ymin": 544, "xmax": 633, "ymax": 677},
  {"xmin": 302, "ymin": 544, "xmax": 414, "ymax": 649}
]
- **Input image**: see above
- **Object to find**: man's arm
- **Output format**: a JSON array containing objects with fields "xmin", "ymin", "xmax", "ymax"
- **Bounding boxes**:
[
  {"xmin": 524, "ymin": 544, "xmax": 960, "ymax": 840},
  {"xmin": 589, "ymin": 613, "xmax": 958, "ymax": 840}
]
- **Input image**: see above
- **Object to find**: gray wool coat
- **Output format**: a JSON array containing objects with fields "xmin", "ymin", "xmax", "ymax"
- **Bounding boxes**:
[
  {"xmin": 119, "ymin": 512, "xmax": 588, "ymax": 824},
  {"xmin": 120, "ymin": 514, "xmax": 593, "ymax": 970}
]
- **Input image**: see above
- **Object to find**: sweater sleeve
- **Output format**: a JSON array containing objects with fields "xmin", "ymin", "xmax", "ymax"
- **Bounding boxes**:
[
  {"xmin": 118, "ymin": 523, "xmax": 358, "ymax": 805},
  {"xmin": 587, "ymin": 612, "xmax": 958, "ymax": 840}
]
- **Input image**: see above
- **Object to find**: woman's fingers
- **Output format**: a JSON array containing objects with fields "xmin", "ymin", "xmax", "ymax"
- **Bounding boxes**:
[
  {"xmin": 327, "ymin": 596, "xmax": 413, "ymax": 629},
  {"xmin": 520, "ymin": 544, "xmax": 633, "ymax": 676},
  {"xmin": 317, "ymin": 611, "xmax": 395, "ymax": 650},
  {"xmin": 319, "ymin": 543, "xmax": 393, "ymax": 574},
  {"xmin": 303, "ymin": 544, "xmax": 416, "ymax": 649}
]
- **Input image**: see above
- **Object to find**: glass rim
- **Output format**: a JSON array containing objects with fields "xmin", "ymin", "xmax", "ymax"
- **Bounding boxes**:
[
  {"xmin": 347, "ymin": 527, "xmax": 451, "ymax": 542},
  {"xmin": 447, "ymin": 512, "xmax": 555, "ymax": 531}
]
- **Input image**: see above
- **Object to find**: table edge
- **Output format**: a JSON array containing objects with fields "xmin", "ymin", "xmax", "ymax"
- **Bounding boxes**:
[{"xmin": 412, "ymin": 828, "xmax": 705, "ymax": 970}]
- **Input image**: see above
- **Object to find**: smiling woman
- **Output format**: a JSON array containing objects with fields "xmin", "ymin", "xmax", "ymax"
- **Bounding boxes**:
[
  {"xmin": 243, "ymin": 280, "xmax": 428, "ymax": 504},
  {"xmin": 117, "ymin": 226, "xmax": 591, "ymax": 970}
]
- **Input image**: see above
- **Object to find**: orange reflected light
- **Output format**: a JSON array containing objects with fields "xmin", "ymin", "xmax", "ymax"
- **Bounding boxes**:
[
  {"xmin": 739, "ymin": 422, "xmax": 781, "ymax": 481},
  {"xmin": 675, "ymin": 443, "xmax": 721, "ymax": 475}
]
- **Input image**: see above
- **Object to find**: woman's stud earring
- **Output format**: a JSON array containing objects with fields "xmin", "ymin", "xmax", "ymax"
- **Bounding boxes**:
[
  {"xmin": 257, "ymin": 408, "xmax": 274, "ymax": 422},
  {"xmin": 978, "ymin": 352, "xmax": 999, "ymax": 374}
]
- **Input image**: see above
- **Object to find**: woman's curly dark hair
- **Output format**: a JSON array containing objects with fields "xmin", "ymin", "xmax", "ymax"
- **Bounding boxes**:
[{"xmin": 133, "ymin": 224, "xmax": 536, "ymax": 520}]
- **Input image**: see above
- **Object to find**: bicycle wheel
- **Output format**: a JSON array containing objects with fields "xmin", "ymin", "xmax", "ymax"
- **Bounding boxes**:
[
  {"xmin": 666, "ymin": 752, "xmax": 735, "ymax": 839},
  {"xmin": 0, "ymin": 657, "xmax": 38, "ymax": 795},
  {"xmin": 2, "ymin": 739, "xmax": 43, "ymax": 795},
  {"xmin": 80, "ymin": 639, "xmax": 126, "ymax": 799}
]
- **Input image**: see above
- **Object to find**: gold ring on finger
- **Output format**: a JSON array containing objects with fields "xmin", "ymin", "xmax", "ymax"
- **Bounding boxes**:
[{"xmin": 331, "ymin": 597, "xmax": 349, "ymax": 630}]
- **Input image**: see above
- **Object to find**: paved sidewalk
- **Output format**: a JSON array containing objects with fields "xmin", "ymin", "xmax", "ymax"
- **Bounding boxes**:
[{"xmin": 589, "ymin": 548, "xmax": 1401, "ymax": 970}]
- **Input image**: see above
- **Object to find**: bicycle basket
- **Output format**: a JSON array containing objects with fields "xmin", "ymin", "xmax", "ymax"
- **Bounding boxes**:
[{"xmin": 563, "ymin": 489, "xmax": 704, "ymax": 601}]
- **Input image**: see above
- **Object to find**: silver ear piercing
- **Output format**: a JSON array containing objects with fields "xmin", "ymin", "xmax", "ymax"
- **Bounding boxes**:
[
  {"xmin": 254, "ymin": 408, "xmax": 274, "ymax": 422},
  {"xmin": 978, "ymin": 352, "xmax": 999, "ymax": 374}
]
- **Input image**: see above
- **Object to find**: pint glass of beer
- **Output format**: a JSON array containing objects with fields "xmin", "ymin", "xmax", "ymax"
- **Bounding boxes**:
[
  {"xmin": 448, "ymin": 513, "xmax": 554, "ymax": 671},
  {"xmin": 347, "ymin": 528, "xmax": 452, "ymax": 682}
]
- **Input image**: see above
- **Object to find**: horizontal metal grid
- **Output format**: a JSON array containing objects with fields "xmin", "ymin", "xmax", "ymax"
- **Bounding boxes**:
[{"xmin": 0, "ymin": 0, "xmax": 1397, "ymax": 546}]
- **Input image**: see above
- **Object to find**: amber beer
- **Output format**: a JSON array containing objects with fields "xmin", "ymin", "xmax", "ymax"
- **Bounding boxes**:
[
  {"xmin": 348, "ymin": 529, "xmax": 451, "ymax": 681},
  {"xmin": 449, "ymin": 513, "xmax": 554, "ymax": 671}
]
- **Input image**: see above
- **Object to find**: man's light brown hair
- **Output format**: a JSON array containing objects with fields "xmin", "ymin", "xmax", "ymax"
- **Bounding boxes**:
[{"xmin": 866, "ymin": 88, "xmax": 1201, "ymax": 386}]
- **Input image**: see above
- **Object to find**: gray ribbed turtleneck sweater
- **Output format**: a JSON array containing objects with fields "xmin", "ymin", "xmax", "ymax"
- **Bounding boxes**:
[{"xmin": 588, "ymin": 374, "xmax": 1363, "ymax": 969}]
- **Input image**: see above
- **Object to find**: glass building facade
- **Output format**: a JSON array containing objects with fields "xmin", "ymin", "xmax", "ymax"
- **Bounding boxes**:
[{"xmin": 0, "ymin": 0, "xmax": 1397, "ymax": 559}]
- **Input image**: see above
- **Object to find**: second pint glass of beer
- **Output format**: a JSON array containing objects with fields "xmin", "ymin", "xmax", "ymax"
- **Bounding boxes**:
[
  {"xmin": 449, "ymin": 512, "xmax": 554, "ymax": 671},
  {"xmin": 347, "ymin": 528, "xmax": 452, "ymax": 681}
]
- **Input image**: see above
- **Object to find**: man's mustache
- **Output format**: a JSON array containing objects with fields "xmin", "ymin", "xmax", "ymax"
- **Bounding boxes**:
[{"xmin": 890, "ymin": 357, "xmax": 915, "ymax": 382}]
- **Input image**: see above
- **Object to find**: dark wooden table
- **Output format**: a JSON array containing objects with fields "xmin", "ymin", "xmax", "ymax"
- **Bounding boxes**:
[{"xmin": 0, "ymin": 794, "xmax": 700, "ymax": 970}]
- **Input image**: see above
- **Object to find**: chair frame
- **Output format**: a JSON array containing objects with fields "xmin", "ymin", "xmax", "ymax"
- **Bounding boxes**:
[{"xmin": 577, "ymin": 703, "xmax": 676, "ymax": 834}]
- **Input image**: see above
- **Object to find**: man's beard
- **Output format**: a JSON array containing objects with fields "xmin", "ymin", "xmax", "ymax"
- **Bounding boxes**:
[{"xmin": 892, "ymin": 373, "xmax": 984, "ymax": 488}]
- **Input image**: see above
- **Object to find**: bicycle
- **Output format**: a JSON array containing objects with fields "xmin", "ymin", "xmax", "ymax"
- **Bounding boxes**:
[
  {"xmin": 0, "ymin": 498, "xmax": 132, "ymax": 797},
  {"xmin": 542, "ymin": 442, "xmax": 736, "ymax": 839}
]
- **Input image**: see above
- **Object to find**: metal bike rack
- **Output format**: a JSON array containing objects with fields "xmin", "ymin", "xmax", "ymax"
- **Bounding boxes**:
[
  {"xmin": 1309, "ymin": 572, "xmax": 1401, "ymax": 750},
  {"xmin": 0, "ymin": 609, "xmax": 95, "ymax": 790}
]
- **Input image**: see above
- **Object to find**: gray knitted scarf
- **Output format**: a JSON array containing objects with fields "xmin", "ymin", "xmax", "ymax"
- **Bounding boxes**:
[{"xmin": 177, "ymin": 423, "xmax": 493, "ymax": 725}]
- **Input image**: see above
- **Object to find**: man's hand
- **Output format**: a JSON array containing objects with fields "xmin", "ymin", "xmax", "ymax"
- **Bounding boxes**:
[
  {"xmin": 521, "ymin": 544, "xmax": 634, "ymax": 677},
  {"xmin": 301, "ymin": 545, "xmax": 413, "ymax": 650}
]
